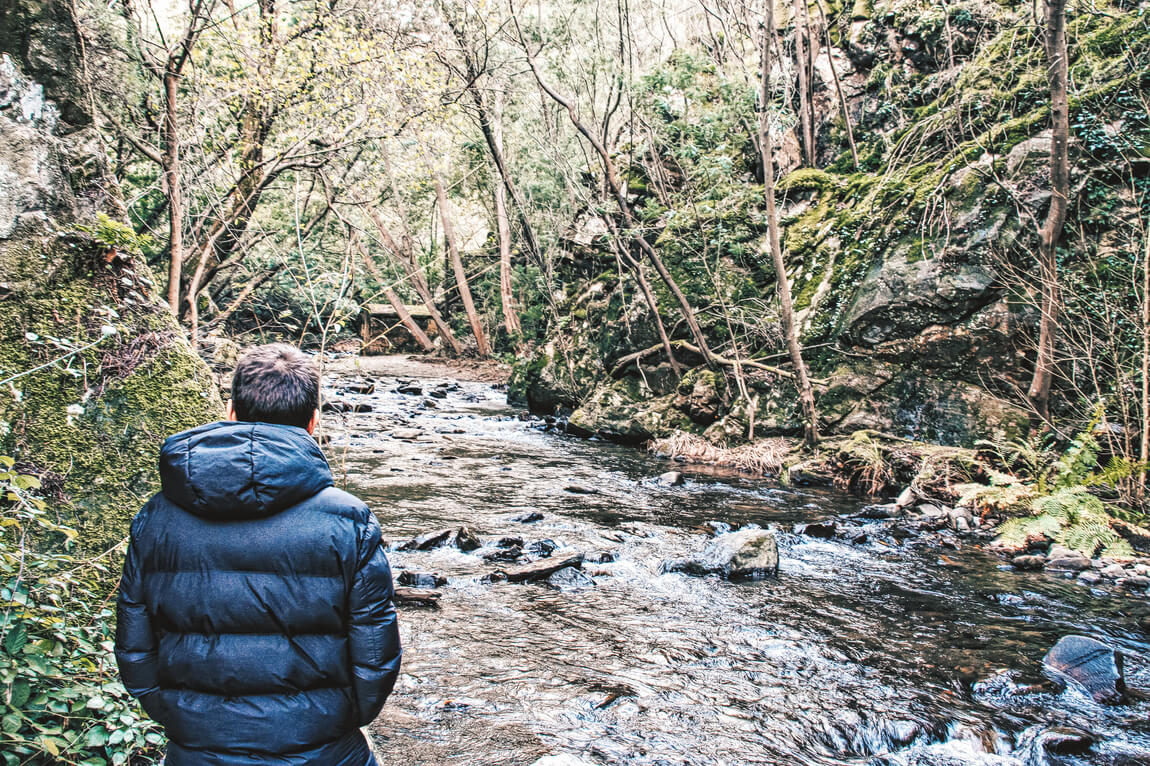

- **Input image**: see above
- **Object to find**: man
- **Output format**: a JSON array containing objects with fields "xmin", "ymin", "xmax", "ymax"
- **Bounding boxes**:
[{"xmin": 115, "ymin": 343, "xmax": 401, "ymax": 766}]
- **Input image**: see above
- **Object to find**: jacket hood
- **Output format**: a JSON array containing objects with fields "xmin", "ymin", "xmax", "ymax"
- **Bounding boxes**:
[{"xmin": 160, "ymin": 421, "xmax": 333, "ymax": 520}]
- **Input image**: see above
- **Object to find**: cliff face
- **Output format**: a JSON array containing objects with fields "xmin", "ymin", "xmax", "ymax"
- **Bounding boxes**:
[
  {"xmin": 511, "ymin": 0, "xmax": 1148, "ymax": 448},
  {"xmin": 0, "ymin": 0, "xmax": 220, "ymax": 548}
]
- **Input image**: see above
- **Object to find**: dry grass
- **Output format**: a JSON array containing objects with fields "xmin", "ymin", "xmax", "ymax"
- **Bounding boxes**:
[{"xmin": 648, "ymin": 432, "xmax": 792, "ymax": 475}]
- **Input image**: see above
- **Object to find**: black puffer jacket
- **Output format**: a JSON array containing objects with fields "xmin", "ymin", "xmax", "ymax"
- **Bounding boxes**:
[{"xmin": 115, "ymin": 421, "xmax": 401, "ymax": 766}]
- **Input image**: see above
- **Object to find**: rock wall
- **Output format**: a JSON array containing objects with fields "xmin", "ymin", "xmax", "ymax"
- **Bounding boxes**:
[
  {"xmin": 0, "ymin": 0, "xmax": 220, "ymax": 548},
  {"xmin": 512, "ymin": 0, "xmax": 1147, "ymax": 448}
]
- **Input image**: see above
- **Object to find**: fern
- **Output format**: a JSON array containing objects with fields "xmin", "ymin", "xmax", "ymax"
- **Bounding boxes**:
[{"xmin": 998, "ymin": 487, "xmax": 1127, "ymax": 557}]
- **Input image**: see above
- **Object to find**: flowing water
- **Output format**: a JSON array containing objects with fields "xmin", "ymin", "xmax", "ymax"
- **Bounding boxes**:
[{"xmin": 321, "ymin": 362, "xmax": 1150, "ymax": 766}]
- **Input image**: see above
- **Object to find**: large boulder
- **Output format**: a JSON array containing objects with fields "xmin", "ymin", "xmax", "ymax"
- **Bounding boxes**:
[
  {"xmin": 0, "ymin": 2, "xmax": 220, "ymax": 549},
  {"xmin": 661, "ymin": 529, "xmax": 779, "ymax": 581},
  {"xmin": 1043, "ymin": 635, "xmax": 1126, "ymax": 705},
  {"xmin": 568, "ymin": 376, "xmax": 694, "ymax": 445}
]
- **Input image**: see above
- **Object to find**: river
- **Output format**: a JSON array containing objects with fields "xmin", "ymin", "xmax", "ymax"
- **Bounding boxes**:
[{"xmin": 320, "ymin": 359, "xmax": 1150, "ymax": 766}]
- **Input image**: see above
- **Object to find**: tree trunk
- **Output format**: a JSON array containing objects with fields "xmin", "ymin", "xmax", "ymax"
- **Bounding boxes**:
[
  {"xmin": 163, "ymin": 69, "xmax": 183, "ymax": 313},
  {"xmin": 383, "ymin": 287, "xmax": 436, "ymax": 352},
  {"xmin": 1141, "ymin": 227, "xmax": 1149, "ymax": 498},
  {"xmin": 762, "ymin": 2, "xmax": 820, "ymax": 447},
  {"xmin": 791, "ymin": 0, "xmax": 816, "ymax": 167},
  {"xmin": 434, "ymin": 177, "xmax": 490, "ymax": 356},
  {"xmin": 366, "ymin": 207, "xmax": 464, "ymax": 355},
  {"xmin": 813, "ymin": 0, "xmax": 858, "ymax": 168},
  {"xmin": 354, "ymin": 238, "xmax": 436, "ymax": 352},
  {"xmin": 494, "ymin": 173, "xmax": 520, "ymax": 335},
  {"xmin": 1027, "ymin": 0, "xmax": 1069, "ymax": 425}
]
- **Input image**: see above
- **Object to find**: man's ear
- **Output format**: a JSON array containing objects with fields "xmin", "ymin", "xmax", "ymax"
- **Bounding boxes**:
[
  {"xmin": 225, "ymin": 400, "xmax": 237, "ymax": 421},
  {"xmin": 306, "ymin": 408, "xmax": 319, "ymax": 435}
]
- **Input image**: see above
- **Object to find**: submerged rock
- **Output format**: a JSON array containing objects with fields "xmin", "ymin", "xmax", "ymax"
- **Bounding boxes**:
[
  {"xmin": 1043, "ymin": 635, "xmax": 1126, "ymax": 705},
  {"xmin": 398, "ymin": 526, "xmax": 481, "ymax": 552},
  {"xmin": 397, "ymin": 571, "xmax": 447, "ymax": 589},
  {"xmin": 527, "ymin": 539, "xmax": 559, "ymax": 557},
  {"xmin": 512, "ymin": 511, "xmax": 545, "ymax": 523},
  {"xmin": 661, "ymin": 530, "xmax": 779, "ymax": 581},
  {"xmin": 796, "ymin": 520, "xmax": 836, "ymax": 539},
  {"xmin": 546, "ymin": 566, "xmax": 596, "ymax": 591},
  {"xmin": 653, "ymin": 470, "xmax": 684, "ymax": 487}
]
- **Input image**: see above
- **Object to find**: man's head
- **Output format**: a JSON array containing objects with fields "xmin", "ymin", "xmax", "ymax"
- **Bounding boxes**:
[{"xmin": 227, "ymin": 343, "xmax": 320, "ymax": 433}]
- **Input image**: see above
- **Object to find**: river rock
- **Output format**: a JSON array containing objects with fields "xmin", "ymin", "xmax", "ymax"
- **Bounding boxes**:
[
  {"xmin": 1077, "ymin": 570, "xmax": 1101, "ymax": 585},
  {"xmin": 546, "ymin": 566, "xmax": 596, "ymax": 591},
  {"xmin": 322, "ymin": 399, "xmax": 352, "ymax": 413},
  {"xmin": 1046, "ymin": 548, "xmax": 1091, "ymax": 572},
  {"xmin": 391, "ymin": 428, "xmax": 424, "ymax": 440},
  {"xmin": 653, "ymin": 470, "xmax": 684, "ymax": 486},
  {"xmin": 501, "ymin": 551, "xmax": 585, "ymax": 582},
  {"xmin": 483, "ymin": 547, "xmax": 522, "ymax": 563},
  {"xmin": 429, "ymin": 388, "xmax": 447, "ymax": 399},
  {"xmin": 858, "ymin": 503, "xmax": 901, "ymax": 519},
  {"xmin": 1100, "ymin": 563, "xmax": 1126, "ymax": 578},
  {"xmin": 916, "ymin": 503, "xmax": 948, "ymax": 518},
  {"xmin": 584, "ymin": 550, "xmax": 617, "ymax": 563},
  {"xmin": 795, "ymin": 520, "xmax": 836, "ymax": 539},
  {"xmin": 398, "ymin": 529, "xmax": 453, "ymax": 551},
  {"xmin": 397, "ymin": 384, "xmax": 423, "ymax": 395},
  {"xmin": 513, "ymin": 511, "xmax": 544, "ymax": 523},
  {"xmin": 452, "ymin": 526, "xmax": 482, "ymax": 552},
  {"xmin": 495, "ymin": 537, "xmax": 524, "ymax": 548},
  {"xmin": 527, "ymin": 539, "xmax": 559, "ymax": 557},
  {"xmin": 661, "ymin": 529, "xmax": 779, "ymax": 581},
  {"xmin": 564, "ymin": 484, "xmax": 599, "ymax": 494},
  {"xmin": 1043, "ymin": 635, "xmax": 1126, "ymax": 705},
  {"xmin": 342, "ymin": 381, "xmax": 375, "ymax": 394},
  {"xmin": 895, "ymin": 487, "xmax": 916, "ymax": 508},
  {"xmin": 397, "ymin": 571, "xmax": 447, "ymax": 588},
  {"xmin": 393, "ymin": 586, "xmax": 441, "ymax": 607}
]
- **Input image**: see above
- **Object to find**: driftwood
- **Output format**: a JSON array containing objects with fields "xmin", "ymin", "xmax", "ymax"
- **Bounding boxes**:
[{"xmin": 610, "ymin": 341, "xmax": 829, "ymax": 387}]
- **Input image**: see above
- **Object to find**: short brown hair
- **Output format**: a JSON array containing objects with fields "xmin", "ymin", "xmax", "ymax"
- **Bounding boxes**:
[{"xmin": 230, "ymin": 344, "xmax": 320, "ymax": 428}]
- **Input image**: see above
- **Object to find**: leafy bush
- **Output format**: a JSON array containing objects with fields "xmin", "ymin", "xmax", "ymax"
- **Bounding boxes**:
[{"xmin": 0, "ymin": 457, "xmax": 161, "ymax": 765}]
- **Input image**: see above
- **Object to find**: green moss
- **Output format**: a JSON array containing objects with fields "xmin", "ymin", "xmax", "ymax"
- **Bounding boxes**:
[
  {"xmin": 0, "ymin": 237, "xmax": 219, "ymax": 550},
  {"xmin": 778, "ymin": 168, "xmax": 835, "ymax": 193}
]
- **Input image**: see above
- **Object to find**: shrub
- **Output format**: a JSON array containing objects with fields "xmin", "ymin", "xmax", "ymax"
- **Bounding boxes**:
[{"xmin": 0, "ymin": 457, "xmax": 161, "ymax": 765}]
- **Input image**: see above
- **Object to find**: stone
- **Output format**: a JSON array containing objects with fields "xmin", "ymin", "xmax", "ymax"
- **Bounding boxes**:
[
  {"xmin": 342, "ymin": 381, "xmax": 375, "ymax": 394},
  {"xmin": 546, "ymin": 566, "xmax": 596, "ymax": 591},
  {"xmin": 703, "ymin": 521, "xmax": 732, "ymax": 536},
  {"xmin": 564, "ymin": 484, "xmax": 598, "ymax": 494},
  {"xmin": 513, "ymin": 511, "xmax": 544, "ymax": 523},
  {"xmin": 858, "ymin": 503, "xmax": 901, "ymax": 519},
  {"xmin": 397, "ymin": 529, "xmax": 453, "ymax": 551},
  {"xmin": 393, "ymin": 587, "xmax": 441, "ymax": 607},
  {"xmin": 482, "ymin": 548, "xmax": 522, "ymax": 563},
  {"xmin": 1029, "ymin": 726, "xmax": 1095, "ymax": 756},
  {"xmin": 1077, "ymin": 571, "xmax": 1102, "ymax": 585},
  {"xmin": 1011, "ymin": 555, "xmax": 1046, "ymax": 571},
  {"xmin": 501, "ymin": 552, "xmax": 584, "ymax": 583},
  {"xmin": 1046, "ymin": 550, "xmax": 1091, "ymax": 572},
  {"xmin": 895, "ymin": 487, "xmax": 916, "ymax": 508},
  {"xmin": 1101, "ymin": 564, "xmax": 1127, "ymax": 578},
  {"xmin": 397, "ymin": 571, "xmax": 447, "ymax": 589},
  {"xmin": 660, "ymin": 530, "xmax": 779, "ymax": 581},
  {"xmin": 916, "ymin": 503, "xmax": 947, "ymax": 518},
  {"xmin": 795, "ymin": 520, "xmax": 836, "ymax": 539},
  {"xmin": 1121, "ymin": 575, "xmax": 1150, "ymax": 589},
  {"xmin": 527, "ymin": 539, "xmax": 559, "ymax": 557},
  {"xmin": 451, "ymin": 526, "xmax": 482, "ymax": 552},
  {"xmin": 391, "ymin": 428, "xmax": 424, "ymax": 440},
  {"xmin": 653, "ymin": 470, "xmax": 684, "ymax": 487},
  {"xmin": 1043, "ymin": 635, "xmax": 1125, "ymax": 705},
  {"xmin": 584, "ymin": 550, "xmax": 617, "ymax": 564},
  {"xmin": 429, "ymin": 389, "xmax": 447, "ymax": 399},
  {"xmin": 955, "ymin": 517, "xmax": 972, "ymax": 533},
  {"xmin": 322, "ymin": 399, "xmax": 352, "ymax": 413},
  {"xmin": 495, "ymin": 537, "xmax": 524, "ymax": 549},
  {"xmin": 397, "ymin": 384, "xmax": 423, "ymax": 395}
]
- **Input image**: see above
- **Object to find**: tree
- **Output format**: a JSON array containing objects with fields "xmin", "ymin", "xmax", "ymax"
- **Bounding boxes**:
[
  {"xmin": 1028, "ymin": 0, "xmax": 1070, "ymax": 424},
  {"xmin": 434, "ymin": 175, "xmax": 491, "ymax": 355},
  {"xmin": 791, "ymin": 0, "xmax": 816, "ymax": 167},
  {"xmin": 759, "ymin": 2, "xmax": 819, "ymax": 447}
]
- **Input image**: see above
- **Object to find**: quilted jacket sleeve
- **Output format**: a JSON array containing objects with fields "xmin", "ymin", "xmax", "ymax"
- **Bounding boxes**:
[
  {"xmin": 348, "ymin": 512, "xmax": 402, "ymax": 727},
  {"xmin": 115, "ymin": 512, "xmax": 164, "ymax": 722}
]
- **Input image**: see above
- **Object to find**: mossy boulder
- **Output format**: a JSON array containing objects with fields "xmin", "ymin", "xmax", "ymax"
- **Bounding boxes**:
[
  {"xmin": 569, "ymin": 376, "xmax": 695, "ymax": 445},
  {"xmin": 0, "ymin": 8, "xmax": 220, "ymax": 550}
]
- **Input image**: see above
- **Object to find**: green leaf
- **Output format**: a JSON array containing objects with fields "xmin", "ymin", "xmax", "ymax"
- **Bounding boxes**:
[
  {"xmin": 1, "ymin": 713, "xmax": 20, "ymax": 734},
  {"xmin": 8, "ymin": 679, "xmax": 30, "ymax": 708},
  {"xmin": 3, "ymin": 623, "xmax": 27, "ymax": 656}
]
